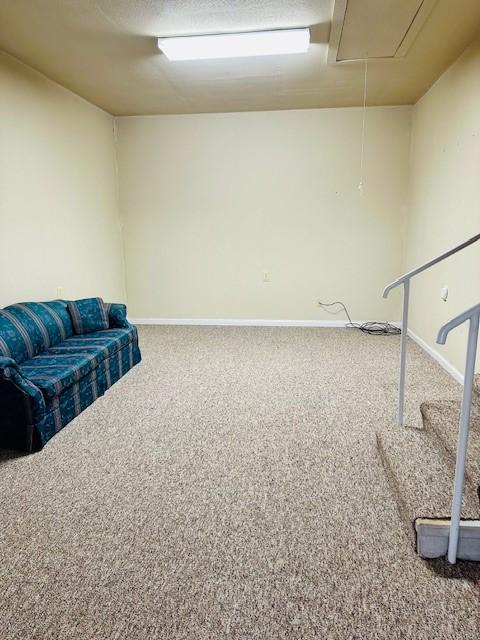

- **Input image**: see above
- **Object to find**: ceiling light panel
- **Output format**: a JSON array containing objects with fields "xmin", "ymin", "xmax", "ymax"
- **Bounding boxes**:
[{"xmin": 158, "ymin": 29, "xmax": 310, "ymax": 61}]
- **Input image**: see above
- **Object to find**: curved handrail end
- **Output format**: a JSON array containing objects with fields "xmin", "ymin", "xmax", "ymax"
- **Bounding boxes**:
[
  {"xmin": 383, "ymin": 278, "xmax": 406, "ymax": 299},
  {"xmin": 436, "ymin": 302, "xmax": 480, "ymax": 345},
  {"xmin": 436, "ymin": 325, "xmax": 449, "ymax": 345}
]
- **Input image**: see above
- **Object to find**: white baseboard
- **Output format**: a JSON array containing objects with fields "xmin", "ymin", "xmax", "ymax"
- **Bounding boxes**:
[
  {"xmin": 129, "ymin": 318, "xmax": 379, "ymax": 328},
  {"xmin": 407, "ymin": 328, "xmax": 463, "ymax": 385}
]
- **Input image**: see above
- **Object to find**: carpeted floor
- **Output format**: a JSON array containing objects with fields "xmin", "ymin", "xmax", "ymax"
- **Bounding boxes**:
[{"xmin": 0, "ymin": 326, "xmax": 479, "ymax": 639}]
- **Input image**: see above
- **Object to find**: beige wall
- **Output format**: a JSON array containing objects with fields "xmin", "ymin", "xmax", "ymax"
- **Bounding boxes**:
[
  {"xmin": 2, "ymin": 36, "xmax": 478, "ymax": 375},
  {"xmin": 404, "ymin": 37, "xmax": 480, "ymax": 374},
  {"xmin": 0, "ymin": 51, "xmax": 126, "ymax": 308},
  {"xmin": 1, "ymin": 36, "xmax": 478, "ymax": 376},
  {"xmin": 117, "ymin": 107, "xmax": 411, "ymax": 321}
]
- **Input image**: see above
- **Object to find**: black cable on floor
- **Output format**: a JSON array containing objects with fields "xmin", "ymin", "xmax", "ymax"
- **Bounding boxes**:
[{"xmin": 318, "ymin": 300, "xmax": 401, "ymax": 336}]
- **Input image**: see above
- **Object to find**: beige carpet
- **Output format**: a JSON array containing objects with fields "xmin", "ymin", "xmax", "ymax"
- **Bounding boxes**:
[{"xmin": 0, "ymin": 326, "xmax": 479, "ymax": 639}]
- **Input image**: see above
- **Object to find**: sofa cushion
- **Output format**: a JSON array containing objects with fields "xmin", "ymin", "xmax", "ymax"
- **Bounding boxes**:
[
  {"xmin": 0, "ymin": 301, "xmax": 73, "ymax": 364},
  {"xmin": 67, "ymin": 298, "xmax": 109, "ymax": 335},
  {"xmin": 20, "ymin": 327, "xmax": 136, "ymax": 398},
  {"xmin": 21, "ymin": 352, "xmax": 100, "ymax": 399},
  {"xmin": 105, "ymin": 303, "xmax": 129, "ymax": 329},
  {"xmin": 47, "ymin": 328, "xmax": 136, "ymax": 360}
]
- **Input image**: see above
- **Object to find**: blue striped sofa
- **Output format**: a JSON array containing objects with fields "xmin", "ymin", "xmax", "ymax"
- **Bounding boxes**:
[{"xmin": 0, "ymin": 300, "xmax": 141, "ymax": 452}]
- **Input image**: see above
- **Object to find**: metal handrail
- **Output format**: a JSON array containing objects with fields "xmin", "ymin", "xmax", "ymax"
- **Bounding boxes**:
[
  {"xmin": 383, "ymin": 233, "xmax": 480, "ymax": 298},
  {"xmin": 436, "ymin": 302, "xmax": 480, "ymax": 564},
  {"xmin": 383, "ymin": 232, "xmax": 480, "ymax": 426}
]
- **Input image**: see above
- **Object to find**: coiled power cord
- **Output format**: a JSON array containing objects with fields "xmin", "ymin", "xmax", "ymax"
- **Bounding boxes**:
[{"xmin": 318, "ymin": 300, "xmax": 401, "ymax": 336}]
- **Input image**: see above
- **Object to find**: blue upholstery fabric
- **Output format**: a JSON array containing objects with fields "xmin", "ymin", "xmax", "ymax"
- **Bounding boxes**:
[
  {"xmin": 20, "ymin": 327, "xmax": 136, "ymax": 399},
  {"xmin": 67, "ymin": 298, "xmax": 109, "ymax": 335},
  {"xmin": 0, "ymin": 356, "xmax": 19, "ymax": 372},
  {"xmin": 21, "ymin": 352, "xmax": 100, "ymax": 399},
  {"xmin": 0, "ymin": 300, "xmax": 141, "ymax": 452},
  {"xmin": 0, "ymin": 359, "xmax": 46, "ymax": 422},
  {"xmin": 105, "ymin": 303, "xmax": 130, "ymax": 329},
  {"xmin": 49, "ymin": 327, "xmax": 135, "ymax": 359},
  {"xmin": 0, "ymin": 301, "xmax": 73, "ymax": 364}
]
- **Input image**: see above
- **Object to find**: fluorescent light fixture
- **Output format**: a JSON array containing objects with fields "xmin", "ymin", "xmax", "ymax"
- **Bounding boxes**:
[{"xmin": 158, "ymin": 28, "xmax": 310, "ymax": 61}]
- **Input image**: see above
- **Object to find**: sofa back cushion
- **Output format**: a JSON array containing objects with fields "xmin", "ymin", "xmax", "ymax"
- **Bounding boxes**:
[
  {"xmin": 67, "ymin": 298, "xmax": 109, "ymax": 335},
  {"xmin": 0, "ymin": 301, "xmax": 73, "ymax": 364}
]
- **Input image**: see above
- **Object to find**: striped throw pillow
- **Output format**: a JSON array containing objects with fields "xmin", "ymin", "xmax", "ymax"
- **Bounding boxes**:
[{"xmin": 67, "ymin": 298, "xmax": 109, "ymax": 335}]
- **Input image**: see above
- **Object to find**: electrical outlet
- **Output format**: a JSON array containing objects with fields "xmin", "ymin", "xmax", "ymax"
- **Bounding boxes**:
[
  {"xmin": 440, "ymin": 286, "xmax": 448, "ymax": 302},
  {"xmin": 262, "ymin": 270, "xmax": 270, "ymax": 283}
]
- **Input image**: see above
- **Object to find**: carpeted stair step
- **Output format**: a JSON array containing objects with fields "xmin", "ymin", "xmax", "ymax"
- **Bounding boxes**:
[
  {"xmin": 376, "ymin": 427, "xmax": 480, "ymax": 538},
  {"xmin": 420, "ymin": 400, "xmax": 480, "ymax": 489},
  {"xmin": 475, "ymin": 373, "xmax": 480, "ymax": 398}
]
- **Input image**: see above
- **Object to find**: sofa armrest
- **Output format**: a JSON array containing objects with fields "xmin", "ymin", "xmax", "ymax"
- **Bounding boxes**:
[
  {"xmin": 0, "ymin": 356, "xmax": 19, "ymax": 372},
  {"xmin": 0, "ymin": 359, "xmax": 45, "ymax": 413},
  {"xmin": 105, "ymin": 302, "xmax": 130, "ymax": 329},
  {"xmin": 0, "ymin": 359, "xmax": 46, "ymax": 452}
]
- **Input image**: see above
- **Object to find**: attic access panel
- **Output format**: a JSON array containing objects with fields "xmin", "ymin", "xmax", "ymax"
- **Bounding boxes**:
[{"xmin": 331, "ymin": 0, "xmax": 437, "ymax": 62}]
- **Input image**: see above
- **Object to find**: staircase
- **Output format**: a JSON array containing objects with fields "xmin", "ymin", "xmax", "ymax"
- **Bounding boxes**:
[
  {"xmin": 382, "ymin": 233, "xmax": 480, "ymax": 564},
  {"xmin": 421, "ymin": 394, "xmax": 480, "ymax": 488},
  {"xmin": 376, "ymin": 376, "xmax": 480, "ymax": 571}
]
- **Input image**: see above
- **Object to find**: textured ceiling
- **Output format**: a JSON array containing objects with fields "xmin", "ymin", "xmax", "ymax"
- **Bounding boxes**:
[{"xmin": 0, "ymin": 0, "xmax": 479, "ymax": 115}]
